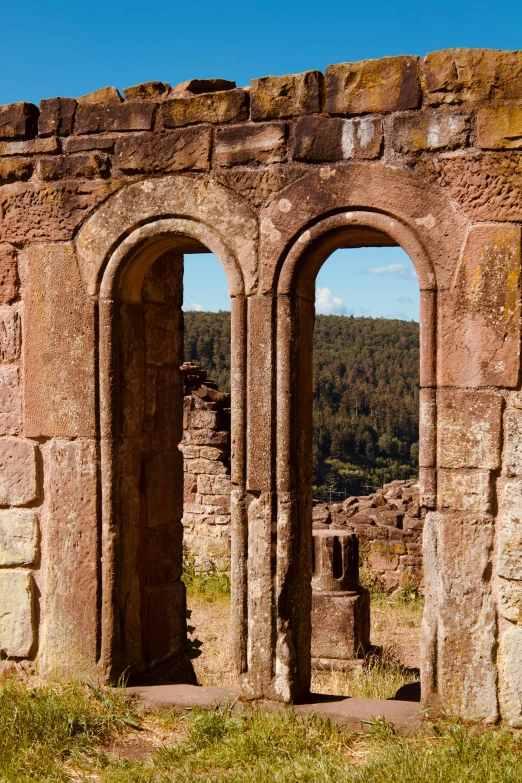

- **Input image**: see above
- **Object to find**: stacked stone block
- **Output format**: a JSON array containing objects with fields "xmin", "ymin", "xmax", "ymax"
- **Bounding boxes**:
[
  {"xmin": 0, "ymin": 51, "xmax": 519, "ymax": 217},
  {"xmin": 1, "ymin": 48, "xmax": 522, "ymax": 718},
  {"xmin": 0, "ymin": 243, "xmax": 38, "ymax": 672},
  {"xmin": 180, "ymin": 363, "xmax": 231, "ymax": 574}
]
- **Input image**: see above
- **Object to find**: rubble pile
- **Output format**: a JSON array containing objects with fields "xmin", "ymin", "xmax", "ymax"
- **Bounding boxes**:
[{"xmin": 313, "ymin": 479, "xmax": 424, "ymax": 589}]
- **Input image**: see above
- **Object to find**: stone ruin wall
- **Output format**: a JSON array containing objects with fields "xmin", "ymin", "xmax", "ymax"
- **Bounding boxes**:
[
  {"xmin": 2, "ymin": 47, "xmax": 522, "ymax": 721},
  {"xmin": 180, "ymin": 363, "xmax": 232, "ymax": 574},
  {"xmin": 313, "ymin": 481, "xmax": 424, "ymax": 590},
  {"xmin": 180, "ymin": 366, "xmax": 424, "ymax": 589}
]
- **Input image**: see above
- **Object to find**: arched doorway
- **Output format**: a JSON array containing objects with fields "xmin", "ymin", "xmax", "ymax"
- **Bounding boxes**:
[
  {"xmin": 311, "ymin": 243, "xmax": 422, "ymax": 696},
  {"xmin": 87, "ymin": 201, "xmax": 251, "ymax": 682},
  {"xmin": 274, "ymin": 211, "xmax": 437, "ymax": 701}
]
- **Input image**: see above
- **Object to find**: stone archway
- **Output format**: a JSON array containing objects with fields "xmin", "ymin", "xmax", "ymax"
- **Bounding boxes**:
[
  {"xmin": 249, "ymin": 162, "xmax": 462, "ymax": 701},
  {"xmin": 254, "ymin": 163, "xmax": 521, "ymax": 718},
  {"xmin": 272, "ymin": 209, "xmax": 437, "ymax": 703},
  {"xmin": 5, "ymin": 50, "xmax": 522, "ymax": 722},
  {"xmin": 75, "ymin": 178, "xmax": 255, "ymax": 682}
]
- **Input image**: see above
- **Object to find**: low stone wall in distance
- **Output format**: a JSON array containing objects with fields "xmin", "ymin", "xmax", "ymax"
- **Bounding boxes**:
[{"xmin": 313, "ymin": 480, "xmax": 424, "ymax": 590}]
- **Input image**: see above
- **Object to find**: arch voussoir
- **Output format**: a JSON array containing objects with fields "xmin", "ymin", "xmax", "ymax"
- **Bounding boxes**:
[
  {"xmin": 75, "ymin": 175, "xmax": 258, "ymax": 297},
  {"xmin": 259, "ymin": 162, "xmax": 468, "ymax": 295}
]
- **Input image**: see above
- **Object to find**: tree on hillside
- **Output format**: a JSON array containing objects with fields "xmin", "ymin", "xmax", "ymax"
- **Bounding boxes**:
[{"xmin": 184, "ymin": 311, "xmax": 419, "ymax": 493}]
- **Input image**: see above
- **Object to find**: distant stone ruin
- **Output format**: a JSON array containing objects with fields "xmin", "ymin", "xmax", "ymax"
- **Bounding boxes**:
[
  {"xmin": 180, "ymin": 363, "xmax": 231, "ymax": 574},
  {"xmin": 3, "ymin": 49, "xmax": 522, "ymax": 722},
  {"xmin": 313, "ymin": 480, "xmax": 424, "ymax": 590},
  {"xmin": 180, "ymin": 365, "xmax": 423, "ymax": 591}
]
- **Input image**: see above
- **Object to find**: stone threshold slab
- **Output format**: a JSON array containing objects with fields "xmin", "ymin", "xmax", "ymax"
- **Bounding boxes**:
[{"xmin": 125, "ymin": 684, "xmax": 421, "ymax": 734}]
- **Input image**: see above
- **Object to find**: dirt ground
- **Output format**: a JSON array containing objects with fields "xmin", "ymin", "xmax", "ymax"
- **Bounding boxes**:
[
  {"xmin": 188, "ymin": 593, "xmax": 422, "ymax": 690},
  {"xmin": 370, "ymin": 601, "xmax": 421, "ymax": 670},
  {"xmin": 189, "ymin": 598, "xmax": 238, "ymax": 688}
]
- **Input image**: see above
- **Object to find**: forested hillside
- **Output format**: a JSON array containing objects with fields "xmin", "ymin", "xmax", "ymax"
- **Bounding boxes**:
[
  {"xmin": 184, "ymin": 311, "xmax": 419, "ymax": 494},
  {"xmin": 184, "ymin": 311, "xmax": 232, "ymax": 392}
]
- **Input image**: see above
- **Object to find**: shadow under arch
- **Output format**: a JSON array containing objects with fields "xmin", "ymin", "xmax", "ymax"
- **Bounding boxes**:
[
  {"xmin": 94, "ymin": 215, "xmax": 248, "ymax": 683},
  {"xmin": 272, "ymin": 209, "xmax": 438, "ymax": 701}
]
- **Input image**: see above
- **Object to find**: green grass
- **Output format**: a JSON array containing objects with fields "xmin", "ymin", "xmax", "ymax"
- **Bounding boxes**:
[
  {"xmin": 182, "ymin": 558, "xmax": 231, "ymax": 603},
  {"xmin": 0, "ymin": 678, "xmax": 138, "ymax": 782},
  {"xmin": 2, "ymin": 680, "xmax": 522, "ymax": 782},
  {"xmin": 359, "ymin": 569, "xmax": 425, "ymax": 610},
  {"xmin": 350, "ymin": 720, "xmax": 522, "ymax": 783},
  {"xmin": 100, "ymin": 706, "xmax": 356, "ymax": 783},
  {"xmin": 98, "ymin": 709, "xmax": 522, "ymax": 783}
]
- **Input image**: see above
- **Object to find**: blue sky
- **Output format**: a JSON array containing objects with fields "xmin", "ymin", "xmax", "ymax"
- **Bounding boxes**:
[
  {"xmin": 4, "ymin": 0, "xmax": 518, "ymax": 322},
  {"xmin": 184, "ymin": 248, "xmax": 420, "ymax": 320},
  {"xmin": 2, "ymin": 0, "xmax": 520, "ymax": 105}
]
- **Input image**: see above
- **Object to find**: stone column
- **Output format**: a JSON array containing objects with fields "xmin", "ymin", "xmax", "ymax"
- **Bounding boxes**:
[
  {"xmin": 273, "ymin": 293, "xmax": 315, "ymax": 700},
  {"xmin": 243, "ymin": 293, "xmax": 277, "ymax": 697},
  {"xmin": 229, "ymin": 294, "xmax": 248, "ymax": 674},
  {"xmin": 422, "ymin": 224, "xmax": 522, "ymax": 722}
]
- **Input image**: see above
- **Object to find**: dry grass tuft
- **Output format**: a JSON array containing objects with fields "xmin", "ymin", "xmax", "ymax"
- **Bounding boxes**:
[
  {"xmin": 312, "ymin": 643, "xmax": 419, "ymax": 700},
  {"xmin": 0, "ymin": 678, "xmax": 137, "ymax": 782}
]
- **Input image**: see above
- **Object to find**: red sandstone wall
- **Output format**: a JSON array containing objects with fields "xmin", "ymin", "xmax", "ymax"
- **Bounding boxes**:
[{"xmin": 1, "ymin": 48, "xmax": 522, "ymax": 717}]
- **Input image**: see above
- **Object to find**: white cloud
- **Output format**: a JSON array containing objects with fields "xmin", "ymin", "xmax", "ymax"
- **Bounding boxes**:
[
  {"xmin": 316, "ymin": 287, "xmax": 347, "ymax": 315},
  {"xmin": 363, "ymin": 262, "xmax": 417, "ymax": 279},
  {"xmin": 183, "ymin": 303, "xmax": 204, "ymax": 312}
]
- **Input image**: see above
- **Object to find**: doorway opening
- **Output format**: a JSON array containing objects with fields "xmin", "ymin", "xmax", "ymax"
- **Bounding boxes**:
[
  {"xmin": 313, "ymin": 246, "xmax": 420, "ymax": 498},
  {"xmin": 105, "ymin": 238, "xmax": 237, "ymax": 686},
  {"xmin": 307, "ymin": 245, "xmax": 423, "ymax": 702},
  {"xmin": 180, "ymin": 252, "xmax": 235, "ymax": 688}
]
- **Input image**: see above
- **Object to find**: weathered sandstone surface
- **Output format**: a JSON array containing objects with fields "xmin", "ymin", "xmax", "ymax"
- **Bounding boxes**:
[
  {"xmin": 313, "ymin": 480, "xmax": 424, "ymax": 590},
  {"xmin": 1, "ymin": 49, "xmax": 522, "ymax": 721}
]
